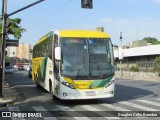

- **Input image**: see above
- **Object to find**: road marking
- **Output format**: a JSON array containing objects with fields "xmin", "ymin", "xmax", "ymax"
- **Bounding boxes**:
[
  {"xmin": 80, "ymin": 105, "xmax": 121, "ymax": 119},
  {"xmin": 32, "ymin": 106, "xmax": 47, "ymax": 111},
  {"xmin": 8, "ymin": 107, "xmax": 26, "ymax": 120},
  {"xmin": 55, "ymin": 105, "xmax": 92, "ymax": 120},
  {"xmin": 43, "ymin": 117, "xmax": 57, "ymax": 120},
  {"xmin": 55, "ymin": 105, "xmax": 75, "ymax": 111},
  {"xmin": 32, "ymin": 106, "xmax": 57, "ymax": 120},
  {"xmin": 136, "ymin": 99, "xmax": 160, "ymax": 107},
  {"xmin": 80, "ymin": 105, "xmax": 101, "ymax": 111},
  {"xmin": 156, "ymin": 98, "xmax": 160, "ymax": 101},
  {"xmin": 100, "ymin": 103, "xmax": 130, "ymax": 111},
  {"xmin": 119, "ymin": 101, "xmax": 159, "ymax": 111}
]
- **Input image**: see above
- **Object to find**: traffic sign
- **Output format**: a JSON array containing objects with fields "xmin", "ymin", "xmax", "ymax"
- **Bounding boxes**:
[
  {"xmin": 6, "ymin": 39, "xmax": 19, "ymax": 47},
  {"xmin": 81, "ymin": 0, "xmax": 93, "ymax": 9}
]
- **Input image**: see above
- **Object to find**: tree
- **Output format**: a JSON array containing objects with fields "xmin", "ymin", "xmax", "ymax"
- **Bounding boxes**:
[
  {"xmin": 0, "ymin": 18, "xmax": 26, "ymax": 39},
  {"xmin": 142, "ymin": 37, "xmax": 160, "ymax": 44},
  {"xmin": 152, "ymin": 40, "xmax": 160, "ymax": 45},
  {"xmin": 153, "ymin": 56, "xmax": 160, "ymax": 76}
]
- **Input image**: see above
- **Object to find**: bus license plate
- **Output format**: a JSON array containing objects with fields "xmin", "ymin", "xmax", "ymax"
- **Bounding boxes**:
[{"xmin": 86, "ymin": 91, "xmax": 95, "ymax": 96}]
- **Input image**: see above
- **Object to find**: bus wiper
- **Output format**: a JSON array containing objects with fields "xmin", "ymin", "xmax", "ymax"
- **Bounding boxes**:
[
  {"xmin": 97, "ymin": 64, "xmax": 103, "ymax": 78},
  {"xmin": 93, "ymin": 54, "xmax": 103, "ymax": 78},
  {"xmin": 76, "ymin": 55, "xmax": 85, "ymax": 78}
]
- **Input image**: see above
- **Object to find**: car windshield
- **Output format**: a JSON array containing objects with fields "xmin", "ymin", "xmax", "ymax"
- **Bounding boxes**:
[{"xmin": 60, "ymin": 38, "xmax": 114, "ymax": 79}]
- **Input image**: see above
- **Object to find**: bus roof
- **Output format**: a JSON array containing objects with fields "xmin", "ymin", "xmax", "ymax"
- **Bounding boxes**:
[
  {"xmin": 59, "ymin": 30, "xmax": 110, "ymax": 38},
  {"xmin": 34, "ymin": 30, "xmax": 110, "ymax": 46}
]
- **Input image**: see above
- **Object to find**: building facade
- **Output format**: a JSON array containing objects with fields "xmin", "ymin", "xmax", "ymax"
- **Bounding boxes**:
[
  {"xmin": 114, "ymin": 44, "xmax": 160, "ymax": 72},
  {"xmin": 6, "ymin": 43, "xmax": 32, "ymax": 60}
]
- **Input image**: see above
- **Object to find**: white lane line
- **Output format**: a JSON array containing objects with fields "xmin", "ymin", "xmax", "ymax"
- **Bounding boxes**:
[
  {"xmin": 156, "ymin": 98, "xmax": 160, "ymax": 101},
  {"xmin": 55, "ymin": 105, "xmax": 75, "ymax": 111},
  {"xmin": 43, "ymin": 117, "xmax": 57, "ymax": 120},
  {"xmin": 55, "ymin": 105, "xmax": 92, "ymax": 120},
  {"xmin": 32, "ymin": 106, "xmax": 57, "ymax": 120},
  {"xmin": 8, "ymin": 107, "xmax": 26, "ymax": 120},
  {"xmin": 80, "ymin": 105, "xmax": 101, "ymax": 111},
  {"xmin": 100, "ymin": 103, "xmax": 130, "ymax": 111},
  {"xmin": 32, "ymin": 106, "xmax": 48, "ymax": 111},
  {"xmin": 136, "ymin": 99, "xmax": 160, "ymax": 107},
  {"xmin": 80, "ymin": 105, "xmax": 121, "ymax": 119},
  {"xmin": 119, "ymin": 101, "xmax": 159, "ymax": 111}
]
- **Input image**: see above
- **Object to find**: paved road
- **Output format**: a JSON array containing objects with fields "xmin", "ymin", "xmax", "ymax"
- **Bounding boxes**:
[{"xmin": 0, "ymin": 70, "xmax": 160, "ymax": 120}]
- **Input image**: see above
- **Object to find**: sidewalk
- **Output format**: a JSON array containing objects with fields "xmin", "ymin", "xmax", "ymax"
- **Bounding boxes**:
[{"xmin": 0, "ymin": 80, "xmax": 17, "ymax": 107}]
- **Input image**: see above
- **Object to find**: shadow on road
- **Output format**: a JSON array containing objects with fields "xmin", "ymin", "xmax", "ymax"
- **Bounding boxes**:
[
  {"xmin": 55, "ymin": 83, "xmax": 157, "ymax": 106},
  {"xmin": 5, "ymin": 71, "xmax": 159, "ymax": 107}
]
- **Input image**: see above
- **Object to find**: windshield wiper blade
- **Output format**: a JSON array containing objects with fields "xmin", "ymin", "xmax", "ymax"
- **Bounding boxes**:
[
  {"xmin": 93, "ymin": 54, "xmax": 103, "ymax": 78},
  {"xmin": 76, "ymin": 54, "xmax": 85, "ymax": 78},
  {"xmin": 97, "ymin": 64, "xmax": 103, "ymax": 78}
]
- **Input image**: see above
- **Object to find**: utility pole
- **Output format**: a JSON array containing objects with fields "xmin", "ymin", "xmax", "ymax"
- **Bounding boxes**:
[
  {"xmin": 0, "ymin": 0, "xmax": 7, "ymax": 97},
  {"xmin": 0, "ymin": 0, "xmax": 92, "ymax": 97},
  {"xmin": 0, "ymin": 0, "xmax": 45, "ymax": 97},
  {"xmin": 119, "ymin": 32, "xmax": 123, "ymax": 77}
]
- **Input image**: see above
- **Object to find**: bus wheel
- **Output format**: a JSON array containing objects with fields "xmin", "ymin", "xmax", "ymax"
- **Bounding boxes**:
[
  {"xmin": 52, "ymin": 95, "xmax": 58, "ymax": 100},
  {"xmin": 49, "ymin": 81, "xmax": 53, "ymax": 97},
  {"xmin": 49, "ymin": 81, "xmax": 58, "ymax": 100}
]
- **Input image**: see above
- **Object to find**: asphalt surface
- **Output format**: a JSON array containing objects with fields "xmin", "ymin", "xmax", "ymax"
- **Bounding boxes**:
[
  {"xmin": 0, "ymin": 80, "xmax": 17, "ymax": 107},
  {"xmin": 0, "ymin": 71, "xmax": 160, "ymax": 107}
]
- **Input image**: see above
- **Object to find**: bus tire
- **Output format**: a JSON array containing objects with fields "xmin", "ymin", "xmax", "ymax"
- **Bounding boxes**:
[
  {"xmin": 52, "ymin": 95, "xmax": 58, "ymax": 100},
  {"xmin": 49, "ymin": 80, "xmax": 53, "ymax": 97},
  {"xmin": 49, "ymin": 80, "xmax": 58, "ymax": 100}
]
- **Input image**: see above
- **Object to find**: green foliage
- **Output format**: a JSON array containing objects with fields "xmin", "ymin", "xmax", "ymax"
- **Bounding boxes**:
[
  {"xmin": 129, "ymin": 65, "xmax": 139, "ymax": 72},
  {"xmin": 152, "ymin": 41, "xmax": 160, "ymax": 45},
  {"xmin": 5, "ymin": 56, "xmax": 12, "ymax": 62},
  {"xmin": 0, "ymin": 18, "xmax": 26, "ymax": 39},
  {"xmin": 143, "ymin": 37, "xmax": 160, "ymax": 44},
  {"xmin": 153, "ymin": 56, "xmax": 160, "ymax": 73}
]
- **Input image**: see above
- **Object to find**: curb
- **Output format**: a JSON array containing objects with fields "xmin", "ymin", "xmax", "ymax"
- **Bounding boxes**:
[
  {"xmin": 0, "ymin": 98, "xmax": 16, "ymax": 107},
  {"xmin": 0, "ymin": 81, "xmax": 17, "ymax": 107}
]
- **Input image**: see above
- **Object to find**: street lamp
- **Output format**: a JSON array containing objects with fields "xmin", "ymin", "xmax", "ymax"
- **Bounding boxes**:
[{"xmin": 119, "ymin": 32, "xmax": 123, "ymax": 77}]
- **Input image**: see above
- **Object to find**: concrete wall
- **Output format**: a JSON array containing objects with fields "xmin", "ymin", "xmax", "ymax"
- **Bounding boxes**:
[
  {"xmin": 115, "ymin": 71, "xmax": 160, "ymax": 82},
  {"xmin": 130, "ymin": 40, "xmax": 147, "ymax": 48}
]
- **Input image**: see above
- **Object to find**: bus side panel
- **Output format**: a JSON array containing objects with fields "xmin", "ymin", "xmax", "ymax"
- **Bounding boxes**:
[
  {"xmin": 32, "ymin": 57, "xmax": 47, "ymax": 86},
  {"xmin": 43, "ymin": 57, "xmax": 54, "ymax": 92}
]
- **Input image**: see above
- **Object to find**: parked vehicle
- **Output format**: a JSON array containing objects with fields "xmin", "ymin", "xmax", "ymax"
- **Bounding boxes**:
[
  {"xmin": 18, "ymin": 66, "xmax": 24, "ymax": 70},
  {"xmin": 26, "ymin": 65, "xmax": 32, "ymax": 72},
  {"xmin": 5, "ymin": 66, "xmax": 14, "ymax": 74},
  {"xmin": 28, "ymin": 67, "xmax": 32, "ymax": 78}
]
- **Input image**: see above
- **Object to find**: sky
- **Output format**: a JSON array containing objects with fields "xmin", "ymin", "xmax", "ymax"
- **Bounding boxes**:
[{"xmin": 1, "ymin": 0, "xmax": 160, "ymax": 47}]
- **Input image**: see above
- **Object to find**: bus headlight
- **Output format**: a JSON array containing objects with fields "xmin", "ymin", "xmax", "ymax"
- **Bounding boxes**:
[
  {"xmin": 105, "ymin": 80, "xmax": 115, "ymax": 88},
  {"xmin": 62, "ymin": 81, "xmax": 75, "ymax": 89}
]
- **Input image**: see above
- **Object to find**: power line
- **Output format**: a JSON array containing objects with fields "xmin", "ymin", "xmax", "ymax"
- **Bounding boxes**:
[{"xmin": 26, "ymin": 0, "xmax": 73, "ymax": 29}]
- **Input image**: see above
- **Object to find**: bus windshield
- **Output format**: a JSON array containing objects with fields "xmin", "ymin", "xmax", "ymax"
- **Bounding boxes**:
[{"xmin": 60, "ymin": 38, "xmax": 114, "ymax": 79}]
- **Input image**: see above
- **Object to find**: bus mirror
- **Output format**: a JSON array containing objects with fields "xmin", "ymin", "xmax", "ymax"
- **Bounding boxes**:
[{"xmin": 55, "ymin": 47, "xmax": 61, "ymax": 60}]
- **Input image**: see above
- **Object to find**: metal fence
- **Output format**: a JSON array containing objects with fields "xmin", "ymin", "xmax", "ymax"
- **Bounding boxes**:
[{"xmin": 115, "ymin": 61, "xmax": 155, "ymax": 72}]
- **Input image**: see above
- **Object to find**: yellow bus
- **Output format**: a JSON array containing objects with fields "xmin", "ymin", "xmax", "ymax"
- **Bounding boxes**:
[{"xmin": 32, "ymin": 30, "xmax": 115, "ymax": 100}]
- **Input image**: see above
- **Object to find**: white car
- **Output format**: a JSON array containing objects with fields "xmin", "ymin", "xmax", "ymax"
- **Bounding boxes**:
[
  {"xmin": 26, "ymin": 66, "xmax": 32, "ymax": 72},
  {"xmin": 5, "ymin": 66, "xmax": 14, "ymax": 74}
]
